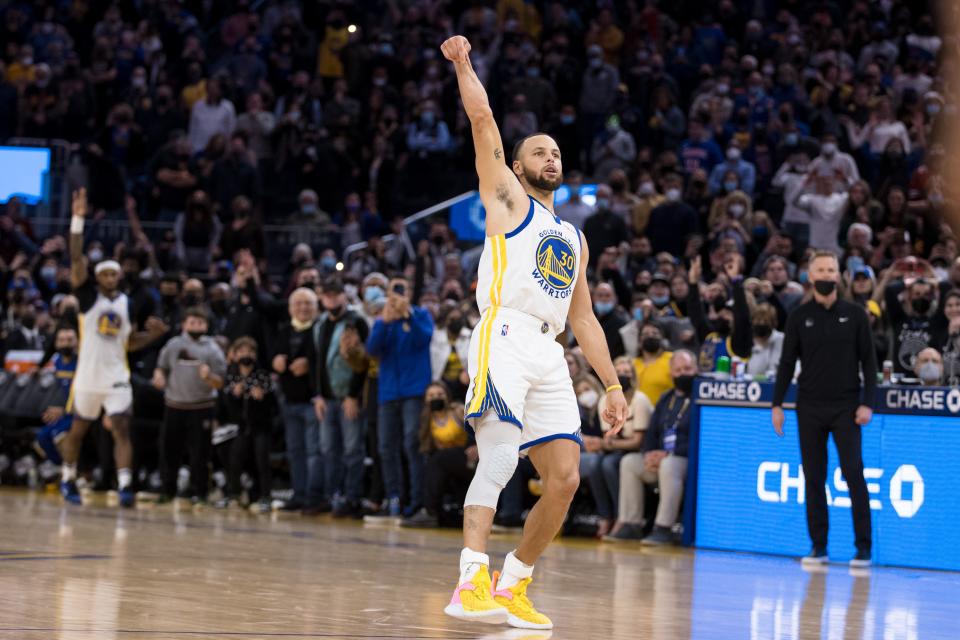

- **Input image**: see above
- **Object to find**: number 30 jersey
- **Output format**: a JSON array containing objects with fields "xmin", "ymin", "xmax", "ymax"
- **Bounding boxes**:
[{"xmin": 474, "ymin": 195, "xmax": 582, "ymax": 335}]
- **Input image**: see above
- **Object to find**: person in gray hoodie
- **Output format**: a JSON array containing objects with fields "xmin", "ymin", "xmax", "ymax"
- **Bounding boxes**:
[{"xmin": 153, "ymin": 307, "xmax": 227, "ymax": 501}]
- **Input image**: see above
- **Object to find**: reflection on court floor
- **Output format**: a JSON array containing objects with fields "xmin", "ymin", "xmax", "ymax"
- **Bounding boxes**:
[{"xmin": 0, "ymin": 490, "xmax": 954, "ymax": 639}]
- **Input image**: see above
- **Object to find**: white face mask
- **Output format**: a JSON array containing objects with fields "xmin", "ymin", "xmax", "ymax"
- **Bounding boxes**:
[
  {"xmin": 577, "ymin": 389, "xmax": 599, "ymax": 409},
  {"xmin": 665, "ymin": 188, "xmax": 682, "ymax": 202},
  {"xmin": 727, "ymin": 148, "xmax": 741, "ymax": 161},
  {"xmin": 821, "ymin": 142, "xmax": 837, "ymax": 156},
  {"xmin": 638, "ymin": 181, "xmax": 655, "ymax": 195},
  {"xmin": 728, "ymin": 203, "xmax": 746, "ymax": 217}
]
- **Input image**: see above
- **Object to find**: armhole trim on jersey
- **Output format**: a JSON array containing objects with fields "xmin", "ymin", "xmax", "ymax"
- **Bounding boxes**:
[
  {"xmin": 505, "ymin": 197, "xmax": 535, "ymax": 239},
  {"xmin": 573, "ymin": 225, "xmax": 582, "ymax": 251}
]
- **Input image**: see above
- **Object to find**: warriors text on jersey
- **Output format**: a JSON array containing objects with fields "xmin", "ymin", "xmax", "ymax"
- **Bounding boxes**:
[
  {"xmin": 74, "ymin": 281, "xmax": 133, "ymax": 393},
  {"xmin": 466, "ymin": 194, "xmax": 584, "ymax": 452},
  {"xmin": 474, "ymin": 195, "xmax": 581, "ymax": 335}
]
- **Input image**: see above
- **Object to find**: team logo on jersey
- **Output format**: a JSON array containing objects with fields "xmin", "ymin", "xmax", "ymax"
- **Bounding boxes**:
[
  {"xmin": 97, "ymin": 311, "xmax": 123, "ymax": 337},
  {"xmin": 533, "ymin": 235, "xmax": 576, "ymax": 294}
]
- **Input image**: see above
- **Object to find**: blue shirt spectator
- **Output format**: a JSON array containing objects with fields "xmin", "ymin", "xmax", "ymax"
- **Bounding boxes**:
[
  {"xmin": 680, "ymin": 120, "xmax": 723, "ymax": 175},
  {"xmin": 366, "ymin": 285, "xmax": 434, "ymax": 403},
  {"xmin": 708, "ymin": 147, "xmax": 757, "ymax": 195}
]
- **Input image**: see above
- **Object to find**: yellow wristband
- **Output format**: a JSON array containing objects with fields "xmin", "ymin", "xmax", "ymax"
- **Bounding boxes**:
[{"xmin": 605, "ymin": 384, "xmax": 623, "ymax": 393}]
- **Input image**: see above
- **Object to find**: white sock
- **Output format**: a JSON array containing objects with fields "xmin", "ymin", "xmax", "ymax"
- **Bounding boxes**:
[
  {"xmin": 117, "ymin": 468, "xmax": 132, "ymax": 491},
  {"xmin": 459, "ymin": 547, "xmax": 489, "ymax": 584},
  {"xmin": 62, "ymin": 463, "xmax": 77, "ymax": 482},
  {"xmin": 497, "ymin": 550, "xmax": 533, "ymax": 589}
]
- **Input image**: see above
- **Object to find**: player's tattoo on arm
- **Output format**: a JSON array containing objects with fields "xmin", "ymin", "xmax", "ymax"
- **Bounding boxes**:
[
  {"xmin": 494, "ymin": 148, "xmax": 502, "ymax": 160},
  {"xmin": 495, "ymin": 183, "xmax": 514, "ymax": 211}
]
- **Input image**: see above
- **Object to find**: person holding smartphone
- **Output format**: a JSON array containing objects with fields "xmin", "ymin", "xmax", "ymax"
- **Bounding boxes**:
[{"xmin": 366, "ymin": 276, "xmax": 435, "ymax": 518}]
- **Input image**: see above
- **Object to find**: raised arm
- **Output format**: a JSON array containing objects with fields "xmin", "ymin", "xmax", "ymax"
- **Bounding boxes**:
[
  {"xmin": 69, "ymin": 188, "xmax": 89, "ymax": 289},
  {"xmin": 442, "ymin": 35, "xmax": 526, "ymax": 237}
]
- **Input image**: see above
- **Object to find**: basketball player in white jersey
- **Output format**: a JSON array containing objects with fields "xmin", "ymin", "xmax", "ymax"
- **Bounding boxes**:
[
  {"xmin": 440, "ymin": 36, "xmax": 628, "ymax": 630},
  {"xmin": 60, "ymin": 189, "xmax": 167, "ymax": 508}
]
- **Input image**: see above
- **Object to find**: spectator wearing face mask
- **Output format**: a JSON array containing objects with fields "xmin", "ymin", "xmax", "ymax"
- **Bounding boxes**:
[
  {"xmin": 680, "ymin": 117, "xmax": 724, "ymax": 175},
  {"xmin": 708, "ymin": 143, "xmax": 756, "ymax": 196},
  {"xmin": 590, "ymin": 115, "xmax": 637, "ymax": 181},
  {"xmin": 573, "ymin": 374, "xmax": 605, "ymax": 436},
  {"xmin": 633, "ymin": 172, "xmax": 665, "ymax": 235},
  {"xmin": 581, "ymin": 357, "xmax": 652, "ymax": 538},
  {"xmin": 216, "ymin": 337, "xmax": 277, "ymax": 512},
  {"xmin": 5, "ymin": 305, "xmax": 43, "ymax": 351},
  {"xmin": 313, "ymin": 278, "xmax": 369, "ymax": 517},
  {"xmin": 604, "ymin": 350, "xmax": 697, "ymax": 544},
  {"xmin": 153, "ymin": 308, "xmax": 226, "ymax": 502},
  {"xmin": 430, "ymin": 307, "xmax": 471, "ymax": 403},
  {"xmin": 913, "ymin": 347, "xmax": 944, "ymax": 386},
  {"xmin": 580, "ymin": 45, "xmax": 620, "ymax": 137},
  {"xmin": 808, "ymin": 133, "xmax": 859, "ymax": 189},
  {"xmin": 400, "ymin": 383, "xmax": 476, "ymax": 528},
  {"xmin": 590, "ymin": 282, "xmax": 629, "ymax": 359},
  {"xmin": 273, "ymin": 287, "xmax": 324, "ymax": 514},
  {"xmin": 937, "ymin": 290, "xmax": 960, "ymax": 386},
  {"xmin": 746, "ymin": 303, "xmax": 784, "ymax": 377},
  {"xmin": 646, "ymin": 173, "xmax": 699, "ymax": 257},
  {"xmin": 879, "ymin": 269, "xmax": 945, "ymax": 375},
  {"xmin": 773, "ymin": 149, "xmax": 814, "ymax": 252},
  {"xmin": 794, "ymin": 172, "xmax": 848, "ymax": 254},
  {"xmin": 366, "ymin": 277, "xmax": 434, "ymax": 517},
  {"xmin": 688, "ymin": 255, "xmax": 752, "ymax": 371},
  {"xmin": 630, "ymin": 320, "xmax": 674, "ymax": 404}
]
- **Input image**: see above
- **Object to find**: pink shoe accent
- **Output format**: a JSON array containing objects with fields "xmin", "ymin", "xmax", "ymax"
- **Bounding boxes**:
[
  {"xmin": 491, "ymin": 575, "xmax": 514, "ymax": 600},
  {"xmin": 449, "ymin": 582, "xmax": 476, "ymax": 606}
]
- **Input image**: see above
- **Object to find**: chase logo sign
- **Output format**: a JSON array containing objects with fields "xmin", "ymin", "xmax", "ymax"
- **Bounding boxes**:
[
  {"xmin": 757, "ymin": 462, "xmax": 925, "ymax": 518},
  {"xmin": 884, "ymin": 388, "xmax": 960, "ymax": 414},
  {"xmin": 532, "ymin": 231, "xmax": 576, "ymax": 298},
  {"xmin": 697, "ymin": 380, "xmax": 763, "ymax": 403}
]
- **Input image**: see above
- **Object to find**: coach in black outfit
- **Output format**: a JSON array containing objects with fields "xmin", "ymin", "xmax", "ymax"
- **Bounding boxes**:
[{"xmin": 771, "ymin": 251, "xmax": 878, "ymax": 567}]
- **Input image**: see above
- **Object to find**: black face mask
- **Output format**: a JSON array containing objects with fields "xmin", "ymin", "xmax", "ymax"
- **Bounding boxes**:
[
  {"xmin": 20, "ymin": 315, "xmax": 36, "ymax": 330},
  {"xmin": 772, "ymin": 281, "xmax": 787, "ymax": 293},
  {"xmin": 187, "ymin": 330, "xmax": 205, "ymax": 340},
  {"xmin": 674, "ymin": 374, "xmax": 695, "ymax": 394},
  {"xmin": 617, "ymin": 375, "xmax": 633, "ymax": 392},
  {"xmin": 161, "ymin": 293, "xmax": 178, "ymax": 305},
  {"xmin": 327, "ymin": 305, "xmax": 344, "ymax": 318},
  {"xmin": 813, "ymin": 280, "xmax": 837, "ymax": 296},
  {"xmin": 58, "ymin": 347, "xmax": 75, "ymax": 360},
  {"xmin": 447, "ymin": 318, "xmax": 464, "ymax": 334},
  {"xmin": 182, "ymin": 294, "xmax": 201, "ymax": 307},
  {"xmin": 912, "ymin": 297, "xmax": 932, "ymax": 315},
  {"xmin": 428, "ymin": 397, "xmax": 446, "ymax": 412},
  {"xmin": 641, "ymin": 336, "xmax": 662, "ymax": 354},
  {"xmin": 713, "ymin": 318, "xmax": 732, "ymax": 336},
  {"xmin": 753, "ymin": 325, "xmax": 772, "ymax": 339},
  {"xmin": 211, "ymin": 300, "xmax": 228, "ymax": 314},
  {"xmin": 237, "ymin": 356, "xmax": 256, "ymax": 368}
]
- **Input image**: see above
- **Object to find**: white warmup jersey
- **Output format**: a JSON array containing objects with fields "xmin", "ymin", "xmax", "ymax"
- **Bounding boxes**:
[
  {"xmin": 75, "ymin": 287, "xmax": 133, "ymax": 393},
  {"xmin": 465, "ymin": 195, "xmax": 584, "ymax": 453}
]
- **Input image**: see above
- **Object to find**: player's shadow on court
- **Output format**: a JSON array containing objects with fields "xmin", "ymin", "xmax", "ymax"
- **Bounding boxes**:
[{"xmin": 799, "ymin": 566, "xmax": 872, "ymax": 640}]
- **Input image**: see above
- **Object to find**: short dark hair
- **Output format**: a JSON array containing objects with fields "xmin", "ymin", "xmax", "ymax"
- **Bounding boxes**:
[
  {"xmin": 230, "ymin": 336, "xmax": 257, "ymax": 354},
  {"xmin": 184, "ymin": 306, "xmax": 208, "ymax": 322},
  {"xmin": 512, "ymin": 132, "xmax": 555, "ymax": 163}
]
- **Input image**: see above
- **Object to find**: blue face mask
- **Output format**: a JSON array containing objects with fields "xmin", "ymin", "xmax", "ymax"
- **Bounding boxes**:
[
  {"xmin": 364, "ymin": 286, "xmax": 385, "ymax": 304},
  {"xmin": 594, "ymin": 301, "xmax": 615, "ymax": 316},
  {"xmin": 595, "ymin": 198, "xmax": 610, "ymax": 210},
  {"xmin": 799, "ymin": 270, "xmax": 809, "ymax": 284},
  {"xmin": 560, "ymin": 114, "xmax": 575, "ymax": 125},
  {"xmin": 321, "ymin": 256, "xmax": 337, "ymax": 270},
  {"xmin": 633, "ymin": 307, "xmax": 644, "ymax": 322},
  {"xmin": 724, "ymin": 180, "xmax": 739, "ymax": 192},
  {"xmin": 753, "ymin": 226, "xmax": 769, "ymax": 240},
  {"xmin": 421, "ymin": 112, "xmax": 435, "ymax": 126},
  {"xmin": 785, "ymin": 133, "xmax": 799, "ymax": 146},
  {"xmin": 651, "ymin": 294, "xmax": 670, "ymax": 307}
]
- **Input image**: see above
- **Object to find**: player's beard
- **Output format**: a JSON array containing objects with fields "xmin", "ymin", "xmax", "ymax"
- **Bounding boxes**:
[{"xmin": 523, "ymin": 165, "xmax": 562, "ymax": 192}]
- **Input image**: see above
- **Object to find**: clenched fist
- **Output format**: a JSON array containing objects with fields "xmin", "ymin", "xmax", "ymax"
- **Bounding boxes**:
[{"xmin": 441, "ymin": 35, "xmax": 471, "ymax": 63}]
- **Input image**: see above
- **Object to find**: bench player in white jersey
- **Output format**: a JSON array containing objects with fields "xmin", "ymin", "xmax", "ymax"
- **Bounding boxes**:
[
  {"xmin": 440, "ymin": 36, "xmax": 627, "ymax": 630},
  {"xmin": 59, "ymin": 189, "xmax": 167, "ymax": 508}
]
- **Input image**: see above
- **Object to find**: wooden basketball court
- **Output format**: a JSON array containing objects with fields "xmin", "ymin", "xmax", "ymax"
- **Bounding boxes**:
[{"xmin": 0, "ymin": 489, "xmax": 954, "ymax": 639}]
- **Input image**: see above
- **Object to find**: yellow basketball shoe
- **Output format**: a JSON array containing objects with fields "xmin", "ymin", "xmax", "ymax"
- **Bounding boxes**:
[
  {"xmin": 443, "ymin": 565, "xmax": 509, "ymax": 624},
  {"xmin": 492, "ymin": 571, "xmax": 554, "ymax": 630}
]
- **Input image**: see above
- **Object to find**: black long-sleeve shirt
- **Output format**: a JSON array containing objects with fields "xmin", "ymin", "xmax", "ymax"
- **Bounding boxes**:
[
  {"xmin": 687, "ymin": 278, "xmax": 752, "ymax": 357},
  {"xmin": 773, "ymin": 298, "xmax": 878, "ymax": 409}
]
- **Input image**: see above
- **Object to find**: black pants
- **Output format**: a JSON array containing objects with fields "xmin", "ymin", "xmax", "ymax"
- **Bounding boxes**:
[
  {"xmin": 423, "ymin": 447, "xmax": 474, "ymax": 516},
  {"xmin": 796, "ymin": 403, "xmax": 871, "ymax": 552},
  {"xmin": 160, "ymin": 407, "xmax": 213, "ymax": 499},
  {"xmin": 226, "ymin": 430, "xmax": 272, "ymax": 500}
]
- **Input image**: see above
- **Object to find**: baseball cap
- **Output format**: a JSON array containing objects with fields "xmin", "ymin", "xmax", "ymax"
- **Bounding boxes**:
[
  {"xmin": 852, "ymin": 265, "xmax": 875, "ymax": 280},
  {"xmin": 651, "ymin": 272, "xmax": 670, "ymax": 285}
]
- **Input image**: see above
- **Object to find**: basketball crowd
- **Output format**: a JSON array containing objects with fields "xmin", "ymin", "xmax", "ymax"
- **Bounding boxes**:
[{"xmin": 0, "ymin": 0, "xmax": 956, "ymax": 541}]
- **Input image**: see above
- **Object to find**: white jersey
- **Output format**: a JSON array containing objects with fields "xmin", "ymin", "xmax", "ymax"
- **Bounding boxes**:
[
  {"xmin": 475, "ymin": 195, "xmax": 581, "ymax": 335},
  {"xmin": 75, "ymin": 283, "xmax": 133, "ymax": 393}
]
